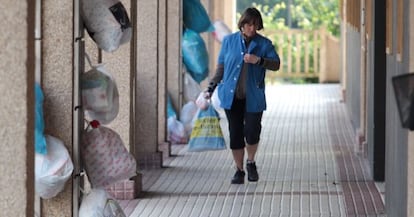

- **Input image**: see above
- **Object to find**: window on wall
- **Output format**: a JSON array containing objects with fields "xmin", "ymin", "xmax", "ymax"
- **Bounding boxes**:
[
  {"xmin": 396, "ymin": 0, "xmax": 403, "ymax": 61},
  {"xmin": 386, "ymin": 0, "xmax": 393, "ymax": 54}
]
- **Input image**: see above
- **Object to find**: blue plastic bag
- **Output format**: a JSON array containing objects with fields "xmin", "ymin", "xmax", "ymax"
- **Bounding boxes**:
[
  {"xmin": 182, "ymin": 29, "xmax": 209, "ymax": 83},
  {"xmin": 188, "ymin": 105, "xmax": 226, "ymax": 152},
  {"xmin": 183, "ymin": 0, "xmax": 214, "ymax": 33},
  {"xmin": 35, "ymin": 83, "xmax": 47, "ymax": 154},
  {"xmin": 167, "ymin": 94, "xmax": 177, "ymax": 118}
]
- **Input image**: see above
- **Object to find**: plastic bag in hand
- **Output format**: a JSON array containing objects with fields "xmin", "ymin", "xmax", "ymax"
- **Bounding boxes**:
[
  {"xmin": 195, "ymin": 92, "xmax": 209, "ymax": 110},
  {"xmin": 188, "ymin": 105, "xmax": 226, "ymax": 152}
]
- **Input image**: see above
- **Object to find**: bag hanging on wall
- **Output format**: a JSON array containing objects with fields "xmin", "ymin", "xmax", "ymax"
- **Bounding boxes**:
[
  {"xmin": 79, "ymin": 188, "xmax": 126, "ymax": 217},
  {"xmin": 81, "ymin": 0, "xmax": 132, "ymax": 52},
  {"xmin": 81, "ymin": 54, "xmax": 119, "ymax": 125},
  {"xmin": 182, "ymin": 28, "xmax": 209, "ymax": 83},
  {"xmin": 183, "ymin": 0, "xmax": 214, "ymax": 33},
  {"xmin": 81, "ymin": 120, "xmax": 137, "ymax": 188},
  {"xmin": 183, "ymin": 70, "xmax": 202, "ymax": 103},
  {"xmin": 212, "ymin": 20, "xmax": 231, "ymax": 43},
  {"xmin": 180, "ymin": 101, "xmax": 198, "ymax": 136},
  {"xmin": 35, "ymin": 83, "xmax": 47, "ymax": 154},
  {"xmin": 188, "ymin": 105, "xmax": 226, "ymax": 152},
  {"xmin": 35, "ymin": 135, "xmax": 74, "ymax": 199}
]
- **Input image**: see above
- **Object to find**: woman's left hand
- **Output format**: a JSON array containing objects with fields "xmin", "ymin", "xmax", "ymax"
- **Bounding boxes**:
[{"xmin": 244, "ymin": 54, "xmax": 260, "ymax": 64}]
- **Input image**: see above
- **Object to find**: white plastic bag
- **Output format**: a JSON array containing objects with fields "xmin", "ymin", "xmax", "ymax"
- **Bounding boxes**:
[
  {"xmin": 81, "ymin": 64, "xmax": 114, "ymax": 112},
  {"xmin": 195, "ymin": 92, "xmax": 209, "ymax": 110},
  {"xmin": 81, "ymin": 121, "xmax": 137, "ymax": 188},
  {"xmin": 212, "ymin": 20, "xmax": 231, "ymax": 43},
  {"xmin": 35, "ymin": 135, "xmax": 74, "ymax": 199},
  {"xmin": 211, "ymin": 89, "xmax": 225, "ymax": 118},
  {"xmin": 179, "ymin": 101, "xmax": 198, "ymax": 136},
  {"xmin": 79, "ymin": 188, "xmax": 126, "ymax": 217},
  {"xmin": 183, "ymin": 71, "xmax": 202, "ymax": 103},
  {"xmin": 81, "ymin": 0, "xmax": 132, "ymax": 52},
  {"xmin": 85, "ymin": 82, "xmax": 119, "ymax": 125},
  {"xmin": 167, "ymin": 116, "xmax": 188, "ymax": 144},
  {"xmin": 82, "ymin": 57, "xmax": 119, "ymax": 125}
]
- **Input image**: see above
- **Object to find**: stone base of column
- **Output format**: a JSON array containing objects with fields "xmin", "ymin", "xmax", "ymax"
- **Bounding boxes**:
[
  {"xmin": 158, "ymin": 141, "xmax": 171, "ymax": 161},
  {"xmin": 356, "ymin": 128, "xmax": 367, "ymax": 157},
  {"xmin": 136, "ymin": 151, "xmax": 163, "ymax": 169},
  {"xmin": 105, "ymin": 173, "xmax": 142, "ymax": 199}
]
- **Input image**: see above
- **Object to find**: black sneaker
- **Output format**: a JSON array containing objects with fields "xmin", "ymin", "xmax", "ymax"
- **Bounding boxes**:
[
  {"xmin": 246, "ymin": 161, "xmax": 259, "ymax": 182},
  {"xmin": 231, "ymin": 169, "xmax": 245, "ymax": 184}
]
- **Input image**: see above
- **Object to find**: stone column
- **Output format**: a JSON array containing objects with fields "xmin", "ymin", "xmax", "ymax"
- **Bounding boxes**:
[
  {"xmin": 167, "ymin": 0, "xmax": 183, "ymax": 114},
  {"xmin": 41, "ymin": 0, "xmax": 74, "ymax": 216},
  {"xmin": 158, "ymin": 0, "xmax": 170, "ymax": 158},
  {"xmin": 102, "ymin": 0, "xmax": 132, "ymax": 151},
  {"xmin": 134, "ymin": 0, "xmax": 163, "ymax": 168},
  {"xmin": 0, "ymin": 1, "xmax": 35, "ymax": 216}
]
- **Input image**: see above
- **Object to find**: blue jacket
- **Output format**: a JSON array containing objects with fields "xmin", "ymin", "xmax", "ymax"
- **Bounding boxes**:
[{"xmin": 217, "ymin": 32, "xmax": 280, "ymax": 112}]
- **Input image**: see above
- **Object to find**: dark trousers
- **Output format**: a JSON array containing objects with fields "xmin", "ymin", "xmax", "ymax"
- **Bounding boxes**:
[{"xmin": 225, "ymin": 98, "xmax": 263, "ymax": 150}]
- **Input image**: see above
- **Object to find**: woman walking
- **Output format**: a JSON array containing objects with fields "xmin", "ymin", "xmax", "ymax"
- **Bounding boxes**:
[{"xmin": 205, "ymin": 7, "xmax": 280, "ymax": 184}]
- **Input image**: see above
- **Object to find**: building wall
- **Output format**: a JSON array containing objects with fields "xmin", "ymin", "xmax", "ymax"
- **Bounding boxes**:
[
  {"xmin": 384, "ymin": 0, "xmax": 410, "ymax": 216},
  {"xmin": 407, "ymin": 1, "xmax": 414, "ymax": 216},
  {"xmin": 167, "ymin": 0, "xmax": 182, "ymax": 113},
  {"xmin": 345, "ymin": 27, "xmax": 361, "ymax": 129},
  {"xmin": 100, "ymin": 1, "xmax": 132, "ymax": 149},
  {"xmin": 40, "ymin": 0, "xmax": 74, "ymax": 215},
  {"xmin": 0, "ymin": 1, "xmax": 34, "ymax": 216}
]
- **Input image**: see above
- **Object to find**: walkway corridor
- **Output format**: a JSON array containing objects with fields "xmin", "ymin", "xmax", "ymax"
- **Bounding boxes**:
[{"xmin": 120, "ymin": 84, "xmax": 386, "ymax": 217}]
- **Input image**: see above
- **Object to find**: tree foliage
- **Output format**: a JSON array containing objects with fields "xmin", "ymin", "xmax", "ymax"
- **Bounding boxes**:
[{"xmin": 237, "ymin": 0, "xmax": 340, "ymax": 36}]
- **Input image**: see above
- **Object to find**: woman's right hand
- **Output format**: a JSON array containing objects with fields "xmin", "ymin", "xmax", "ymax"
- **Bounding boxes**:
[{"xmin": 203, "ymin": 90, "xmax": 212, "ymax": 99}]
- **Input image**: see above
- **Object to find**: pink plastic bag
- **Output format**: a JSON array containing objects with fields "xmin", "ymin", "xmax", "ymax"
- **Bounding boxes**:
[{"xmin": 81, "ymin": 120, "xmax": 136, "ymax": 187}]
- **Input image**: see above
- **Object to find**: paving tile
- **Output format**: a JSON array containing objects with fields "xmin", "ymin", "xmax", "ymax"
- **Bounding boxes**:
[{"xmin": 122, "ymin": 84, "xmax": 386, "ymax": 217}]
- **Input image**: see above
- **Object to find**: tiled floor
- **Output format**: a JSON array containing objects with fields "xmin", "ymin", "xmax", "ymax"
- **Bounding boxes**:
[{"xmin": 120, "ymin": 84, "xmax": 386, "ymax": 217}]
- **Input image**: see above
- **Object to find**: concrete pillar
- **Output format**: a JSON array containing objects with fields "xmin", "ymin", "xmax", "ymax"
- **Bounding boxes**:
[
  {"xmin": 0, "ymin": 1, "xmax": 35, "ymax": 216},
  {"xmin": 158, "ymin": 0, "xmax": 169, "ymax": 158},
  {"xmin": 341, "ymin": 0, "xmax": 348, "ymax": 101},
  {"xmin": 134, "ymin": 0, "xmax": 163, "ymax": 168},
  {"xmin": 102, "ymin": 0, "xmax": 132, "ymax": 151},
  {"xmin": 167, "ymin": 0, "xmax": 183, "ymax": 114},
  {"xmin": 41, "ymin": 0, "xmax": 74, "ymax": 216}
]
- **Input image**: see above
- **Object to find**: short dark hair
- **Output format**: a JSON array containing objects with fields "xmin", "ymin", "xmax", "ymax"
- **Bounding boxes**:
[{"xmin": 237, "ymin": 7, "xmax": 264, "ymax": 31}]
